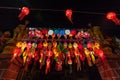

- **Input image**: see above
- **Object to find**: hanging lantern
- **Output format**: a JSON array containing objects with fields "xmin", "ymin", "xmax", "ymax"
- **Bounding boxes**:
[
  {"xmin": 63, "ymin": 42, "xmax": 68, "ymax": 48},
  {"xmin": 106, "ymin": 12, "xmax": 117, "ymax": 20},
  {"xmin": 42, "ymin": 28, "xmax": 49, "ymax": 38},
  {"xmin": 68, "ymin": 43, "xmax": 73, "ymax": 49},
  {"xmin": 48, "ymin": 29, "xmax": 53, "ymax": 36},
  {"xmin": 98, "ymin": 49, "xmax": 105, "ymax": 60},
  {"xmin": 106, "ymin": 12, "xmax": 120, "ymax": 25},
  {"xmin": 70, "ymin": 29, "xmax": 77, "ymax": 36},
  {"xmin": 42, "ymin": 28, "xmax": 48, "ymax": 34},
  {"xmin": 65, "ymin": 9, "xmax": 73, "ymax": 23},
  {"xmin": 59, "ymin": 29, "xmax": 65, "ymax": 36},
  {"xmin": 13, "ymin": 47, "xmax": 20, "ymax": 57},
  {"xmin": 54, "ymin": 29, "xmax": 59, "ymax": 34},
  {"xmin": 73, "ymin": 42, "xmax": 78, "ymax": 49},
  {"xmin": 18, "ymin": 7, "xmax": 30, "ymax": 20},
  {"xmin": 65, "ymin": 29, "xmax": 70, "ymax": 35},
  {"xmin": 35, "ymin": 29, "xmax": 42, "ymax": 38},
  {"xmin": 38, "ymin": 42, "xmax": 43, "ymax": 49}
]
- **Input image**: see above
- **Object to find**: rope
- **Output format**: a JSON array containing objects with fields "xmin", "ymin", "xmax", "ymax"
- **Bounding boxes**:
[{"xmin": 0, "ymin": 6, "xmax": 107, "ymax": 15}]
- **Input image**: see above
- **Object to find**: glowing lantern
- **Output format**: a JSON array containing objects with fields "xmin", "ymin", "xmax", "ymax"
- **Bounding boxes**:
[
  {"xmin": 66, "ymin": 9, "xmax": 73, "ymax": 23},
  {"xmin": 106, "ymin": 12, "xmax": 116, "ymax": 20},
  {"xmin": 98, "ymin": 49, "xmax": 105, "ymax": 60},
  {"xmin": 18, "ymin": 7, "xmax": 30, "ymax": 20},
  {"xmin": 73, "ymin": 42, "xmax": 78, "ymax": 49},
  {"xmin": 65, "ymin": 29, "xmax": 70, "ymax": 35},
  {"xmin": 42, "ymin": 28, "xmax": 48, "ymax": 34},
  {"xmin": 70, "ymin": 29, "xmax": 76, "ymax": 36},
  {"xmin": 48, "ymin": 29, "xmax": 53, "ymax": 35},
  {"xmin": 38, "ymin": 42, "xmax": 43, "ymax": 49},
  {"xmin": 13, "ymin": 47, "xmax": 20, "ymax": 56},
  {"xmin": 59, "ymin": 29, "xmax": 65, "ymax": 36},
  {"xmin": 87, "ymin": 42, "xmax": 92, "ymax": 49},
  {"xmin": 106, "ymin": 12, "xmax": 120, "ymax": 25},
  {"xmin": 54, "ymin": 29, "xmax": 59, "ymax": 34},
  {"xmin": 68, "ymin": 43, "xmax": 73, "ymax": 49}
]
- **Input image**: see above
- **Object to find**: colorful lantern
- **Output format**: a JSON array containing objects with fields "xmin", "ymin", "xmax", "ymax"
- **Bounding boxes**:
[
  {"xmin": 59, "ymin": 29, "xmax": 65, "ymax": 36},
  {"xmin": 106, "ymin": 12, "xmax": 117, "ymax": 20},
  {"xmin": 54, "ymin": 29, "xmax": 59, "ymax": 34},
  {"xmin": 66, "ymin": 9, "xmax": 73, "ymax": 23},
  {"xmin": 37, "ymin": 42, "xmax": 43, "ymax": 49},
  {"xmin": 18, "ymin": 7, "xmax": 30, "ymax": 20},
  {"xmin": 42, "ymin": 28, "xmax": 48, "ymax": 35},
  {"xmin": 70, "ymin": 29, "xmax": 76, "ymax": 36},
  {"xmin": 65, "ymin": 29, "xmax": 70, "ymax": 35},
  {"xmin": 48, "ymin": 29, "xmax": 53, "ymax": 35},
  {"xmin": 106, "ymin": 12, "xmax": 120, "ymax": 24}
]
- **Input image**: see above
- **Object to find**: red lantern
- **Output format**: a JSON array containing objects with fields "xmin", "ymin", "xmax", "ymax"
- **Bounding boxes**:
[
  {"xmin": 13, "ymin": 47, "xmax": 20, "ymax": 56},
  {"xmin": 98, "ymin": 49, "xmax": 105, "ymax": 60},
  {"xmin": 42, "ymin": 28, "xmax": 48, "ymax": 34},
  {"xmin": 18, "ymin": 7, "xmax": 30, "ymax": 20},
  {"xmin": 106, "ymin": 12, "xmax": 116, "ymax": 20},
  {"xmin": 65, "ymin": 9, "xmax": 73, "ymax": 23},
  {"xmin": 70, "ymin": 29, "xmax": 76, "ymax": 36},
  {"xmin": 37, "ymin": 42, "xmax": 43, "ymax": 49}
]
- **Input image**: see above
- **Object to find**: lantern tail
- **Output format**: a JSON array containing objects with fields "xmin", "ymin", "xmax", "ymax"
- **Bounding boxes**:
[
  {"xmin": 67, "ymin": 16, "xmax": 73, "ymax": 24},
  {"xmin": 18, "ymin": 13, "xmax": 25, "ymax": 20}
]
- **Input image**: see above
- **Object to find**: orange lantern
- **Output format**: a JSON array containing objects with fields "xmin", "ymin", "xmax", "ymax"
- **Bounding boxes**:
[
  {"xmin": 65, "ymin": 9, "xmax": 73, "ymax": 23},
  {"xmin": 18, "ymin": 7, "xmax": 30, "ymax": 20}
]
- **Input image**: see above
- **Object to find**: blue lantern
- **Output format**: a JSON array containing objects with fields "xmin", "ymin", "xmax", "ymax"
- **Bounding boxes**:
[
  {"xmin": 59, "ymin": 29, "xmax": 65, "ymax": 36},
  {"xmin": 54, "ymin": 29, "xmax": 59, "ymax": 34}
]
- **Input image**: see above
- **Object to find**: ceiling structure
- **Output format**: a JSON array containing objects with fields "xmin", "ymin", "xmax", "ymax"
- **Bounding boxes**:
[{"xmin": 0, "ymin": 0, "xmax": 120, "ymax": 37}]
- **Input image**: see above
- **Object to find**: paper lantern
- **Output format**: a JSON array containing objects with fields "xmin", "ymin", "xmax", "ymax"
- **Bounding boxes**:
[
  {"xmin": 54, "ymin": 29, "xmax": 59, "ymax": 34},
  {"xmin": 73, "ymin": 42, "xmax": 78, "ymax": 49},
  {"xmin": 27, "ymin": 42, "xmax": 32, "ymax": 49},
  {"xmin": 106, "ymin": 12, "xmax": 116, "ymax": 20},
  {"xmin": 37, "ymin": 42, "xmax": 43, "ymax": 49},
  {"xmin": 68, "ymin": 43, "xmax": 73, "ymax": 49},
  {"xmin": 65, "ymin": 29, "xmax": 70, "ymax": 35},
  {"xmin": 42, "ymin": 28, "xmax": 48, "ymax": 34},
  {"xmin": 13, "ymin": 47, "xmax": 20, "ymax": 56},
  {"xmin": 65, "ymin": 9, "xmax": 73, "ymax": 23},
  {"xmin": 18, "ymin": 7, "xmax": 30, "ymax": 20},
  {"xmin": 70, "ymin": 29, "xmax": 76, "ymax": 36},
  {"xmin": 48, "ymin": 29, "xmax": 53, "ymax": 35},
  {"xmin": 59, "ymin": 29, "xmax": 65, "ymax": 36}
]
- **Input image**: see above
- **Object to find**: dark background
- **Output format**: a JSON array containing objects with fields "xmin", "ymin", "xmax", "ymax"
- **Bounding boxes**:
[{"xmin": 0, "ymin": 0, "xmax": 120, "ymax": 38}]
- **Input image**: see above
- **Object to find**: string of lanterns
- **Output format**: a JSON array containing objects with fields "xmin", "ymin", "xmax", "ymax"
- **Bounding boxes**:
[
  {"xmin": 28, "ymin": 28, "xmax": 90, "ymax": 39},
  {"xmin": 1, "ymin": 6, "xmax": 120, "ymax": 25}
]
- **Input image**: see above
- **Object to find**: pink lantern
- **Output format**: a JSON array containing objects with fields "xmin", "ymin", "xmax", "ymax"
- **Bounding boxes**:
[
  {"xmin": 18, "ymin": 7, "xmax": 30, "ymax": 20},
  {"xmin": 65, "ymin": 9, "xmax": 73, "ymax": 23}
]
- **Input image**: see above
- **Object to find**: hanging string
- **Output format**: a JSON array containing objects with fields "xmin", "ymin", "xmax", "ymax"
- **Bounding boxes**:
[{"xmin": 0, "ymin": 6, "xmax": 107, "ymax": 15}]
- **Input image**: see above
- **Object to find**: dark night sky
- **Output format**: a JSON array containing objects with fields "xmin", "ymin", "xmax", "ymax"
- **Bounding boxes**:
[{"xmin": 0, "ymin": 0, "xmax": 120, "ymax": 38}]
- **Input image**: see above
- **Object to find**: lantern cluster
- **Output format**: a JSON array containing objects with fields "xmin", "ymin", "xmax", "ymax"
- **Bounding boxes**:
[
  {"xmin": 11, "ymin": 38, "xmax": 105, "ymax": 74},
  {"xmin": 28, "ymin": 28, "xmax": 90, "ymax": 39}
]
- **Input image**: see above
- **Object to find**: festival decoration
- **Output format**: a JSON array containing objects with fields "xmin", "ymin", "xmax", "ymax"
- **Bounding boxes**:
[
  {"xmin": 106, "ymin": 12, "xmax": 120, "ymax": 25},
  {"xmin": 65, "ymin": 9, "xmax": 73, "ymax": 23},
  {"xmin": 11, "ymin": 27, "xmax": 106, "ymax": 75},
  {"xmin": 18, "ymin": 7, "xmax": 30, "ymax": 20}
]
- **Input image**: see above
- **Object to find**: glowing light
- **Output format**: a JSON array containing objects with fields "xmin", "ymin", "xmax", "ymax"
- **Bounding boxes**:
[{"xmin": 106, "ymin": 12, "xmax": 116, "ymax": 20}]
